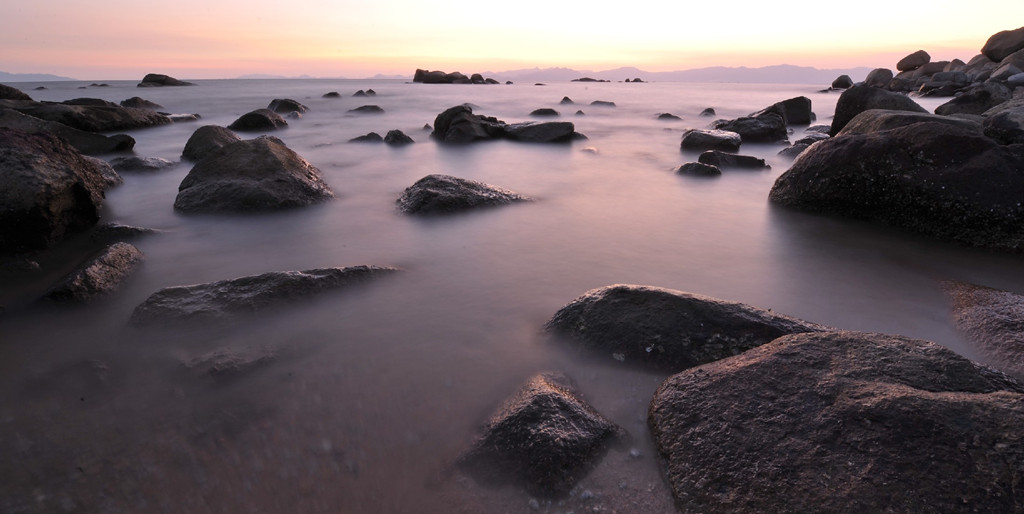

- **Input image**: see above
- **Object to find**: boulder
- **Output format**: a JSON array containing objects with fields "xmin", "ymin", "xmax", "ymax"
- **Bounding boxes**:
[
  {"xmin": 777, "ymin": 143, "xmax": 811, "ymax": 159},
  {"xmin": 710, "ymin": 111, "xmax": 788, "ymax": 143},
  {"xmin": 267, "ymin": 98, "xmax": 308, "ymax": 114},
  {"xmin": 648, "ymin": 330, "xmax": 1024, "ymax": 513},
  {"xmin": 934, "ymin": 82, "xmax": 1013, "ymax": 116},
  {"xmin": 828, "ymin": 84, "xmax": 928, "ymax": 135},
  {"xmin": 504, "ymin": 121, "xmax": 579, "ymax": 143},
  {"xmin": 322, "ymin": 91, "xmax": 341, "ymax": 98},
  {"xmin": 347, "ymin": 105, "xmax": 384, "ymax": 114},
  {"xmin": 912, "ymin": 61, "xmax": 949, "ymax": 79},
  {"xmin": 560, "ymin": 96, "xmax": 574, "ymax": 105},
  {"xmin": 657, "ymin": 113, "xmax": 682, "ymax": 121},
  {"xmin": 864, "ymin": 67, "xmax": 894, "ymax": 87},
  {"xmin": 130, "ymin": 265, "xmax": 399, "ymax": 325},
  {"xmin": 430, "ymin": 104, "xmax": 582, "ymax": 144},
  {"xmin": 675, "ymin": 162, "xmax": 721, "ymax": 177},
  {"xmin": 991, "ymin": 63, "xmax": 1024, "ymax": 82},
  {"xmin": 383, "ymin": 129, "xmax": 414, "ymax": 145},
  {"xmin": 679, "ymin": 128, "xmax": 741, "ymax": 152},
  {"xmin": 831, "ymin": 74, "xmax": 854, "ymax": 89},
  {"xmin": 0, "ymin": 83, "xmax": 32, "ymax": 101},
  {"xmin": 181, "ymin": 125, "xmax": 241, "ymax": 161},
  {"xmin": 109, "ymin": 156, "xmax": 176, "ymax": 172},
  {"xmin": 43, "ymin": 242, "xmax": 144, "ymax": 303},
  {"xmin": 544, "ymin": 285, "xmax": 829, "ymax": 373},
  {"xmin": 697, "ymin": 150, "xmax": 769, "ymax": 170},
  {"xmin": 349, "ymin": 132, "xmax": 383, "ymax": 143},
  {"xmin": 530, "ymin": 108, "xmax": 559, "ymax": 117},
  {"xmin": 226, "ymin": 109, "xmax": 287, "ymax": 131},
  {"xmin": 896, "ymin": 49, "xmax": 930, "ymax": 71},
  {"xmin": 0, "ymin": 129, "xmax": 112, "ymax": 253},
  {"xmin": 4, "ymin": 101, "xmax": 172, "ymax": 132},
  {"xmin": 944, "ymin": 281, "xmax": 1024, "ymax": 378},
  {"xmin": 982, "ymin": 26, "xmax": 1024, "ymax": 62},
  {"xmin": 590, "ymin": 100, "xmax": 616, "ymax": 107},
  {"xmin": 984, "ymin": 105, "xmax": 1024, "ymax": 145},
  {"xmin": 769, "ymin": 122, "xmax": 1024, "ymax": 251},
  {"xmin": 137, "ymin": 73, "xmax": 194, "ymax": 87},
  {"xmin": 120, "ymin": 97, "xmax": 162, "ymax": 109},
  {"xmin": 699, "ymin": 107, "xmax": 716, "ymax": 117},
  {"xmin": 1009, "ymin": 72, "xmax": 1024, "ymax": 87},
  {"xmin": 174, "ymin": 136, "xmax": 334, "ymax": 213},
  {"xmin": 396, "ymin": 174, "xmax": 530, "ymax": 215},
  {"xmin": 837, "ymin": 109, "xmax": 982, "ymax": 136},
  {"xmin": 752, "ymin": 96, "xmax": 813, "ymax": 125},
  {"xmin": 84, "ymin": 156, "xmax": 123, "ymax": 189},
  {"xmin": 0, "ymin": 108, "xmax": 135, "ymax": 155},
  {"xmin": 456, "ymin": 372, "xmax": 624, "ymax": 497}
]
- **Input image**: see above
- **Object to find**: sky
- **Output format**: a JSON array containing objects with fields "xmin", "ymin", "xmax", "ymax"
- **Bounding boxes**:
[{"xmin": 2, "ymin": 0, "xmax": 1022, "ymax": 80}]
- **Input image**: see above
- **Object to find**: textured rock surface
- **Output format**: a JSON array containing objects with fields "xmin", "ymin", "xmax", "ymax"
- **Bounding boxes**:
[
  {"xmin": 649, "ymin": 330, "xmax": 1024, "ymax": 513},
  {"xmin": 829, "ymin": 84, "xmax": 927, "ymax": 135},
  {"xmin": 44, "ymin": 242, "xmax": 144, "ymax": 302},
  {"xmin": 0, "ymin": 108, "xmax": 135, "ymax": 154},
  {"xmin": 397, "ymin": 174, "xmax": 530, "ymax": 215},
  {"xmin": 181, "ymin": 125, "xmax": 242, "ymax": 161},
  {"xmin": 227, "ymin": 109, "xmax": 287, "ymax": 131},
  {"xmin": 4, "ymin": 100, "xmax": 171, "ymax": 132},
  {"xmin": 944, "ymin": 281, "xmax": 1024, "ymax": 378},
  {"xmin": 679, "ymin": 129, "xmax": 742, "ymax": 152}
]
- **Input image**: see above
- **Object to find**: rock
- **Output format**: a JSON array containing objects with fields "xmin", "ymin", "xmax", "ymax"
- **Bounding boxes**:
[
  {"xmin": 1009, "ymin": 72, "xmax": 1024, "ymax": 87},
  {"xmin": 137, "ymin": 73, "xmax": 194, "ymax": 87},
  {"xmin": 413, "ymin": 69, "xmax": 492, "ymax": 84},
  {"xmin": 754, "ymin": 96, "xmax": 813, "ymax": 125},
  {"xmin": 530, "ymin": 108, "xmax": 558, "ymax": 117},
  {"xmin": 397, "ymin": 174, "xmax": 530, "ymax": 215},
  {"xmin": 0, "ymin": 129, "xmax": 112, "ymax": 253},
  {"xmin": 560, "ymin": 96, "xmax": 574, "ymax": 105},
  {"xmin": 864, "ymin": 67, "xmax": 894, "ymax": 87},
  {"xmin": 837, "ymin": 109, "xmax": 983, "ymax": 136},
  {"xmin": 933, "ymin": 82, "xmax": 1014, "ymax": 116},
  {"xmin": 174, "ymin": 136, "xmax": 334, "ymax": 213},
  {"xmin": 945, "ymin": 281, "xmax": 1024, "ymax": 378},
  {"xmin": 679, "ymin": 129, "xmax": 741, "ymax": 152},
  {"xmin": 710, "ymin": 111, "xmax": 787, "ymax": 143},
  {"xmin": 697, "ymin": 151, "xmax": 769, "ymax": 170},
  {"xmin": 349, "ymin": 132, "xmax": 383, "ymax": 143},
  {"xmin": 769, "ymin": 122, "xmax": 1024, "ymax": 251},
  {"xmin": 353, "ymin": 90, "xmax": 368, "ymax": 97},
  {"xmin": 699, "ymin": 107, "xmax": 716, "ymax": 117},
  {"xmin": 984, "ymin": 105, "xmax": 1024, "ymax": 145},
  {"xmin": 227, "ymin": 109, "xmax": 287, "ymax": 131},
  {"xmin": 456, "ymin": 372, "xmax": 624, "ymax": 497},
  {"xmin": 43, "ymin": 242, "xmax": 144, "ymax": 302},
  {"xmin": 90, "ymin": 223, "xmax": 159, "ymax": 244},
  {"xmin": 347, "ymin": 105, "xmax": 384, "ymax": 114},
  {"xmin": 982, "ymin": 26, "xmax": 1024, "ymax": 62},
  {"xmin": 85, "ymin": 156, "xmax": 123, "ymax": 189},
  {"xmin": 912, "ymin": 61, "xmax": 949, "ymax": 79},
  {"xmin": 544, "ymin": 285, "xmax": 829, "ymax": 373},
  {"xmin": 267, "ymin": 98, "xmax": 308, "ymax": 114},
  {"xmin": 181, "ymin": 125, "xmax": 242, "ymax": 161},
  {"xmin": 120, "ymin": 97, "xmax": 162, "ymax": 109},
  {"xmin": 831, "ymin": 74, "xmax": 854, "ymax": 89},
  {"xmin": 165, "ymin": 113, "xmax": 201, "ymax": 122},
  {"xmin": 675, "ymin": 162, "xmax": 721, "ymax": 177},
  {"xmin": 383, "ymin": 129, "xmax": 414, "ymax": 145},
  {"xmin": 505, "ymin": 122, "xmax": 580, "ymax": 143},
  {"xmin": 648, "ymin": 330, "xmax": 1024, "ymax": 513},
  {"xmin": 109, "ymin": 156, "xmax": 176, "ymax": 172},
  {"xmin": 430, "ymin": 104, "xmax": 582, "ymax": 144},
  {"xmin": 777, "ymin": 143, "xmax": 811, "ymax": 159},
  {"xmin": 828, "ymin": 84, "xmax": 927, "ymax": 135},
  {"xmin": 657, "ymin": 113, "xmax": 682, "ymax": 121},
  {"xmin": 590, "ymin": 100, "xmax": 615, "ymax": 107},
  {"xmin": 0, "ymin": 83, "xmax": 32, "ymax": 101},
  {"xmin": 897, "ymin": 49, "xmax": 931, "ymax": 71},
  {"xmin": 991, "ymin": 63, "xmax": 1024, "ymax": 82},
  {"xmin": 0, "ymin": 108, "xmax": 135, "ymax": 155},
  {"xmin": 130, "ymin": 265, "xmax": 399, "ymax": 325},
  {"xmin": 4, "ymin": 101, "xmax": 172, "ymax": 132},
  {"xmin": 323, "ymin": 91, "xmax": 341, "ymax": 98},
  {"xmin": 184, "ymin": 346, "xmax": 277, "ymax": 380}
]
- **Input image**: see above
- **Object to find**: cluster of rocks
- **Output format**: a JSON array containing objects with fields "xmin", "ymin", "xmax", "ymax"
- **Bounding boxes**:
[
  {"xmin": 430, "ymin": 104, "xmax": 586, "ymax": 144},
  {"xmin": 413, "ymin": 69, "xmax": 501, "ymax": 84}
]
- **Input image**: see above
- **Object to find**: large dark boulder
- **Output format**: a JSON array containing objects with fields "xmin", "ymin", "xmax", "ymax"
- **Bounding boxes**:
[
  {"xmin": 396, "ymin": 174, "xmax": 530, "ymax": 215},
  {"xmin": 837, "ymin": 109, "xmax": 982, "ymax": 136},
  {"xmin": 181, "ymin": 125, "xmax": 242, "ymax": 161},
  {"xmin": 0, "ymin": 84, "xmax": 32, "ymax": 101},
  {"xmin": 697, "ymin": 150, "xmax": 769, "ymax": 170},
  {"xmin": 267, "ymin": 98, "xmax": 308, "ymax": 114},
  {"xmin": 864, "ymin": 67, "xmax": 894, "ymax": 87},
  {"xmin": 751, "ymin": 97, "xmax": 813, "ymax": 125},
  {"xmin": 227, "ymin": 109, "xmax": 287, "ymax": 131},
  {"xmin": 0, "ymin": 129, "xmax": 111, "ymax": 253},
  {"xmin": 4, "ymin": 101, "xmax": 171, "ymax": 132},
  {"xmin": 383, "ymin": 129, "xmax": 414, "ymax": 145},
  {"xmin": 430, "ymin": 104, "xmax": 582, "ymax": 143},
  {"xmin": 0, "ymin": 108, "xmax": 135, "ymax": 154},
  {"xmin": 934, "ymin": 82, "xmax": 1013, "ymax": 116},
  {"xmin": 174, "ymin": 136, "xmax": 334, "ymax": 213},
  {"xmin": 831, "ymin": 74, "xmax": 853, "ymax": 89},
  {"xmin": 770, "ymin": 122, "xmax": 1024, "ymax": 251},
  {"xmin": 130, "ymin": 265, "xmax": 399, "ymax": 325},
  {"xmin": 945, "ymin": 281, "xmax": 1024, "ymax": 378},
  {"xmin": 504, "ymin": 121, "xmax": 579, "ymax": 143},
  {"xmin": 649, "ymin": 330, "xmax": 1024, "ymax": 513},
  {"xmin": 544, "ymin": 285, "xmax": 829, "ymax": 373},
  {"xmin": 456, "ymin": 372, "xmax": 624, "ymax": 497},
  {"xmin": 982, "ymin": 27, "xmax": 1024, "ymax": 62},
  {"xmin": 710, "ymin": 112, "xmax": 787, "ymax": 143},
  {"xmin": 676, "ymin": 162, "xmax": 721, "ymax": 176},
  {"xmin": 44, "ymin": 242, "xmax": 144, "ymax": 303},
  {"xmin": 137, "ymin": 73, "xmax": 194, "ymax": 87},
  {"xmin": 829, "ymin": 84, "xmax": 927, "ymax": 135},
  {"xmin": 897, "ymin": 49, "xmax": 931, "ymax": 71},
  {"xmin": 119, "ymin": 97, "xmax": 163, "ymax": 110},
  {"xmin": 679, "ymin": 128, "xmax": 741, "ymax": 152},
  {"xmin": 984, "ymin": 104, "xmax": 1024, "ymax": 145}
]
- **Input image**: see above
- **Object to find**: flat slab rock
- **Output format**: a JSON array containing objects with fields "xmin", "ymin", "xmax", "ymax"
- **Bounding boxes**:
[
  {"xmin": 648, "ymin": 330, "xmax": 1024, "ymax": 513},
  {"xmin": 544, "ymin": 284, "xmax": 829, "ymax": 373},
  {"xmin": 456, "ymin": 372, "xmax": 624, "ymax": 497},
  {"xmin": 129, "ymin": 265, "xmax": 399, "ymax": 325},
  {"xmin": 944, "ymin": 280, "xmax": 1024, "ymax": 378},
  {"xmin": 397, "ymin": 174, "xmax": 531, "ymax": 215},
  {"xmin": 44, "ymin": 242, "xmax": 144, "ymax": 303}
]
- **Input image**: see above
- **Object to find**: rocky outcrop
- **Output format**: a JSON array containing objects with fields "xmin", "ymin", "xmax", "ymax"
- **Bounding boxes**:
[
  {"xmin": 413, "ymin": 69, "xmax": 497, "ymax": 84},
  {"xmin": 43, "ymin": 242, "xmax": 144, "ymax": 302},
  {"xmin": 679, "ymin": 129, "xmax": 741, "ymax": 152},
  {"xmin": 3, "ymin": 100, "xmax": 172, "ymax": 132},
  {"xmin": 648, "ymin": 330, "xmax": 1024, "ymax": 513},
  {"xmin": 530, "ymin": 108, "xmax": 558, "ymax": 117},
  {"xmin": 456, "ymin": 372, "xmax": 624, "ymax": 497},
  {"xmin": 397, "ymin": 174, "xmax": 530, "ymax": 215},
  {"xmin": 769, "ymin": 121, "xmax": 1024, "ymax": 251},
  {"xmin": 384, "ymin": 129, "xmax": 414, "ymax": 145},
  {"xmin": 697, "ymin": 150, "xmax": 769, "ymax": 170},
  {"xmin": 0, "ymin": 128, "xmax": 112, "ymax": 253},
  {"xmin": 0, "ymin": 84, "xmax": 32, "ymax": 101},
  {"xmin": 227, "ymin": 109, "xmax": 287, "ymax": 131},
  {"xmin": 137, "ymin": 73, "xmax": 195, "ymax": 87},
  {"xmin": 864, "ymin": 67, "xmax": 894, "ymax": 87},
  {"xmin": 0, "ymin": 108, "xmax": 135, "ymax": 155},
  {"xmin": 828, "ymin": 84, "xmax": 928, "ymax": 135},
  {"xmin": 897, "ymin": 50, "xmax": 931, "ymax": 71},
  {"xmin": 944, "ymin": 281, "xmax": 1024, "ymax": 378},
  {"xmin": 181, "ymin": 125, "xmax": 242, "ymax": 161},
  {"xmin": 710, "ymin": 111, "xmax": 787, "ymax": 143},
  {"xmin": 267, "ymin": 98, "xmax": 308, "ymax": 114},
  {"xmin": 130, "ymin": 265, "xmax": 399, "ymax": 325},
  {"xmin": 982, "ymin": 27, "xmax": 1024, "ymax": 62},
  {"xmin": 174, "ymin": 136, "xmax": 334, "ymax": 213},
  {"xmin": 430, "ymin": 104, "xmax": 583, "ymax": 144},
  {"xmin": 544, "ymin": 285, "xmax": 829, "ymax": 373}
]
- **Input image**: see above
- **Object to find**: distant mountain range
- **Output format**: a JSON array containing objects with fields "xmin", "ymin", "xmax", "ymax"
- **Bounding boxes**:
[{"xmin": 0, "ymin": 71, "xmax": 77, "ymax": 82}]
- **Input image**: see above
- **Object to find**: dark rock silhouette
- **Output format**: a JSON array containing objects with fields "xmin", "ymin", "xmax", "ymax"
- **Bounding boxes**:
[
  {"xmin": 698, "ymin": 150, "xmax": 769, "ymax": 170},
  {"xmin": 182, "ymin": 125, "xmax": 242, "ymax": 161},
  {"xmin": 267, "ymin": 98, "xmax": 308, "ymax": 114},
  {"xmin": 0, "ymin": 109, "xmax": 135, "ymax": 155},
  {"xmin": 384, "ymin": 129, "xmax": 414, "ymax": 145},
  {"xmin": 349, "ymin": 132, "xmax": 383, "ymax": 143},
  {"xmin": 4, "ymin": 100, "xmax": 171, "ymax": 132},
  {"xmin": 530, "ymin": 108, "xmax": 559, "ymax": 117},
  {"xmin": 430, "ymin": 104, "xmax": 583, "ymax": 144},
  {"xmin": 829, "ymin": 84, "xmax": 927, "ymax": 135},
  {"xmin": 397, "ymin": 174, "xmax": 530, "ymax": 215},
  {"xmin": 120, "ymin": 97, "xmax": 162, "ymax": 110},
  {"xmin": 897, "ymin": 50, "xmax": 931, "ymax": 71},
  {"xmin": 0, "ymin": 83, "xmax": 32, "ymax": 100},
  {"xmin": 110, "ymin": 156, "xmax": 176, "ymax": 172},
  {"xmin": 982, "ymin": 27, "xmax": 1024, "ymax": 62},
  {"xmin": 830, "ymin": 74, "xmax": 854, "ymax": 89},
  {"xmin": 680, "ymin": 128, "xmax": 741, "ymax": 152},
  {"xmin": 347, "ymin": 105, "xmax": 384, "ymax": 114},
  {"xmin": 137, "ymin": 73, "xmax": 194, "ymax": 87},
  {"xmin": 676, "ymin": 162, "xmax": 721, "ymax": 176},
  {"xmin": 227, "ymin": 109, "xmax": 287, "ymax": 131}
]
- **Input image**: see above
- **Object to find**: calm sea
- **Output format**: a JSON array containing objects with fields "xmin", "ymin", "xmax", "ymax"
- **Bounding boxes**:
[{"xmin": 3, "ymin": 78, "xmax": 1023, "ymax": 512}]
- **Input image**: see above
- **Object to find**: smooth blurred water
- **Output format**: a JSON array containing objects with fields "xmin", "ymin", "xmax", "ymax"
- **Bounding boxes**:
[{"xmin": 3, "ymin": 78, "xmax": 1024, "ymax": 512}]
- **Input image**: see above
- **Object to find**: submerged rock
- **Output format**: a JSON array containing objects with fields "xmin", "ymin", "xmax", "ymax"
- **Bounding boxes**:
[
  {"xmin": 347, "ymin": 105, "xmax": 384, "ymax": 114},
  {"xmin": 181, "ymin": 125, "xmax": 242, "ymax": 161},
  {"xmin": 267, "ymin": 98, "xmax": 308, "ymax": 114},
  {"xmin": 0, "ymin": 108, "xmax": 135, "ymax": 155},
  {"xmin": 44, "ymin": 242, "xmax": 144, "ymax": 303},
  {"xmin": 137, "ymin": 73, "xmax": 195, "ymax": 87},
  {"xmin": 430, "ymin": 104, "xmax": 582, "ymax": 144},
  {"xmin": 110, "ymin": 156, "xmax": 176, "ymax": 172},
  {"xmin": 384, "ymin": 129, "xmax": 414, "ymax": 145},
  {"xmin": 130, "ymin": 265, "xmax": 399, "ymax": 325},
  {"xmin": 184, "ymin": 346, "xmax": 278, "ymax": 380},
  {"xmin": 675, "ymin": 162, "xmax": 721, "ymax": 177},
  {"xmin": 349, "ymin": 132, "xmax": 384, "ymax": 143},
  {"xmin": 456, "ymin": 372, "xmax": 624, "ymax": 497},
  {"xmin": 544, "ymin": 285, "xmax": 829, "ymax": 373},
  {"xmin": 530, "ymin": 108, "xmax": 559, "ymax": 117},
  {"xmin": 697, "ymin": 150, "xmax": 769, "ymax": 170},
  {"xmin": 227, "ymin": 109, "xmax": 288, "ymax": 131},
  {"xmin": 397, "ymin": 174, "xmax": 530, "ymax": 215},
  {"xmin": 710, "ymin": 111, "xmax": 787, "ymax": 143},
  {"xmin": 648, "ymin": 330, "xmax": 1024, "ymax": 513},
  {"xmin": 679, "ymin": 128, "xmax": 741, "ymax": 152},
  {"xmin": 174, "ymin": 136, "xmax": 334, "ymax": 213}
]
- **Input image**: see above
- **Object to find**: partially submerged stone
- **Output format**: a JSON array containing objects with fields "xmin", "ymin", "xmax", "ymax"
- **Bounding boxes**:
[
  {"xmin": 181, "ymin": 125, "xmax": 242, "ymax": 161},
  {"xmin": 44, "ymin": 242, "xmax": 144, "ymax": 303},
  {"xmin": 697, "ymin": 150, "xmax": 769, "ymax": 170},
  {"xmin": 679, "ymin": 129, "xmax": 741, "ymax": 152},
  {"xmin": 0, "ymin": 108, "xmax": 135, "ymax": 155},
  {"xmin": 397, "ymin": 174, "xmax": 530, "ymax": 215},
  {"xmin": 227, "ymin": 109, "xmax": 287, "ymax": 131},
  {"xmin": 676, "ymin": 162, "xmax": 721, "ymax": 177}
]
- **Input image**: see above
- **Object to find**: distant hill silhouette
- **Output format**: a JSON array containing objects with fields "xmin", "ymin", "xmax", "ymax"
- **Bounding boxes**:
[
  {"xmin": 0, "ymin": 70, "xmax": 76, "ymax": 82},
  {"xmin": 484, "ymin": 65, "xmax": 874, "ymax": 84}
]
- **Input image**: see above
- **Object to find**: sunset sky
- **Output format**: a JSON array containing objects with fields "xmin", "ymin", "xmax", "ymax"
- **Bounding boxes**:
[{"xmin": 2, "ymin": 0, "xmax": 1022, "ymax": 80}]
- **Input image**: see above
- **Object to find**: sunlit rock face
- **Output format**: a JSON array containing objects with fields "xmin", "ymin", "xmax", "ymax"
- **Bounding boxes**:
[{"xmin": 648, "ymin": 330, "xmax": 1024, "ymax": 513}]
